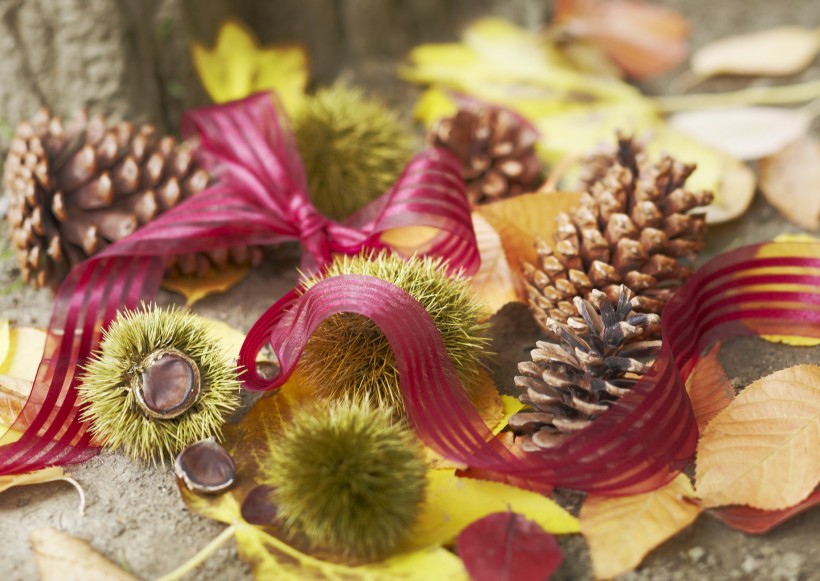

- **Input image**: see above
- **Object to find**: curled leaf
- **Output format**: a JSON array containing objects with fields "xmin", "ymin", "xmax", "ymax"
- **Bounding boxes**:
[
  {"xmin": 759, "ymin": 135, "xmax": 820, "ymax": 232},
  {"xmin": 30, "ymin": 527, "xmax": 140, "ymax": 581},
  {"xmin": 691, "ymin": 26, "xmax": 820, "ymax": 78},
  {"xmin": 696, "ymin": 365, "xmax": 820, "ymax": 510},
  {"xmin": 553, "ymin": 0, "xmax": 690, "ymax": 79},
  {"xmin": 580, "ymin": 474, "xmax": 702, "ymax": 580},
  {"xmin": 684, "ymin": 343, "xmax": 735, "ymax": 432},
  {"xmin": 469, "ymin": 212, "xmax": 520, "ymax": 313},
  {"xmin": 457, "ymin": 511, "xmax": 563, "ymax": 581},
  {"xmin": 709, "ymin": 488, "xmax": 820, "ymax": 535},
  {"xmin": 668, "ymin": 106, "xmax": 812, "ymax": 161}
]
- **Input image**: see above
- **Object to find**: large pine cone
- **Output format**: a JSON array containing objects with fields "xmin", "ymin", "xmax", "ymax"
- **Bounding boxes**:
[
  {"xmin": 523, "ymin": 135, "xmax": 713, "ymax": 335},
  {"xmin": 4, "ymin": 109, "xmax": 263, "ymax": 289},
  {"xmin": 427, "ymin": 106, "xmax": 543, "ymax": 205},
  {"xmin": 510, "ymin": 286, "xmax": 661, "ymax": 451}
]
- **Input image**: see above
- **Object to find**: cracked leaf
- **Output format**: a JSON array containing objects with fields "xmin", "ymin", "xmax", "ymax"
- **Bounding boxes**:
[{"xmin": 469, "ymin": 212, "xmax": 520, "ymax": 313}]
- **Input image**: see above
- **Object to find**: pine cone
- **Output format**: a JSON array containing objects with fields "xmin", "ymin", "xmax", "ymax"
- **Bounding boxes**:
[
  {"xmin": 427, "ymin": 106, "xmax": 543, "ymax": 205},
  {"xmin": 4, "ymin": 109, "xmax": 263, "ymax": 289},
  {"xmin": 523, "ymin": 135, "xmax": 712, "ymax": 335},
  {"xmin": 510, "ymin": 286, "xmax": 661, "ymax": 451}
]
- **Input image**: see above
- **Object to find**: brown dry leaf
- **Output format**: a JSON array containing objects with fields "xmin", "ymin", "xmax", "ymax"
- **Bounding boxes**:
[
  {"xmin": 691, "ymin": 26, "xmax": 820, "ymax": 78},
  {"xmin": 476, "ymin": 192, "xmax": 583, "ymax": 283},
  {"xmin": 469, "ymin": 212, "xmax": 520, "ymax": 313},
  {"xmin": 552, "ymin": 0, "xmax": 690, "ymax": 79},
  {"xmin": 684, "ymin": 344, "xmax": 735, "ymax": 432},
  {"xmin": 668, "ymin": 106, "xmax": 812, "ymax": 161},
  {"xmin": 162, "ymin": 264, "xmax": 251, "ymax": 307},
  {"xmin": 696, "ymin": 365, "xmax": 820, "ymax": 510},
  {"xmin": 581, "ymin": 474, "xmax": 702, "ymax": 580},
  {"xmin": 30, "ymin": 527, "xmax": 139, "ymax": 581},
  {"xmin": 759, "ymin": 135, "xmax": 820, "ymax": 231}
]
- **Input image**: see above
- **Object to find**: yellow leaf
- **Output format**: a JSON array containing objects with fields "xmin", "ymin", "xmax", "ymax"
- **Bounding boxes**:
[
  {"xmin": 476, "ymin": 192, "xmax": 583, "ymax": 277},
  {"xmin": 696, "ymin": 365, "xmax": 820, "ymax": 510},
  {"xmin": 581, "ymin": 474, "xmax": 702, "ymax": 580},
  {"xmin": 469, "ymin": 212, "xmax": 520, "ymax": 313},
  {"xmin": 191, "ymin": 18, "xmax": 308, "ymax": 116},
  {"xmin": 426, "ymin": 370, "xmax": 505, "ymax": 469},
  {"xmin": 0, "ymin": 466, "xmax": 64, "ymax": 494},
  {"xmin": 691, "ymin": 26, "xmax": 820, "ymax": 78},
  {"xmin": 412, "ymin": 88, "xmax": 459, "ymax": 128},
  {"xmin": 199, "ymin": 317, "xmax": 247, "ymax": 363},
  {"xmin": 759, "ymin": 135, "xmax": 820, "ymax": 232},
  {"xmin": 30, "ymin": 527, "xmax": 138, "ymax": 581},
  {"xmin": 406, "ymin": 468, "xmax": 579, "ymax": 551},
  {"xmin": 162, "ymin": 265, "xmax": 250, "ymax": 307},
  {"xmin": 1, "ymin": 467, "xmax": 86, "ymax": 515},
  {"xmin": 179, "ymin": 488, "xmax": 468, "ymax": 580},
  {"xmin": 0, "ymin": 319, "xmax": 9, "ymax": 369},
  {"xmin": 0, "ymin": 326, "xmax": 47, "ymax": 380}
]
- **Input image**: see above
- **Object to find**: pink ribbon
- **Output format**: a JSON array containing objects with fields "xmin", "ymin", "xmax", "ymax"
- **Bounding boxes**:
[
  {"xmin": 239, "ymin": 241, "xmax": 820, "ymax": 495},
  {"xmin": 0, "ymin": 93, "xmax": 478, "ymax": 475}
]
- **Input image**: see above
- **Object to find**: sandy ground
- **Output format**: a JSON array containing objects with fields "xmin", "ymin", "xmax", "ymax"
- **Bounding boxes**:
[{"xmin": 1, "ymin": 1, "xmax": 820, "ymax": 579}]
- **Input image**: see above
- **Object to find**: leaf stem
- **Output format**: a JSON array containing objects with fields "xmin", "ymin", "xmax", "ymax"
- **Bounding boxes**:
[
  {"xmin": 651, "ymin": 80, "xmax": 820, "ymax": 112},
  {"xmin": 155, "ymin": 523, "xmax": 237, "ymax": 581},
  {"xmin": 58, "ymin": 476, "xmax": 86, "ymax": 516}
]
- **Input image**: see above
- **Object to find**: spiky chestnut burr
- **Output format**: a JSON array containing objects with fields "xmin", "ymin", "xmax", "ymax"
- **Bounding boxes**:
[
  {"xmin": 293, "ymin": 85, "xmax": 414, "ymax": 221},
  {"xmin": 79, "ymin": 305, "xmax": 241, "ymax": 462},
  {"xmin": 299, "ymin": 251, "xmax": 490, "ymax": 415},
  {"xmin": 262, "ymin": 399, "xmax": 427, "ymax": 561}
]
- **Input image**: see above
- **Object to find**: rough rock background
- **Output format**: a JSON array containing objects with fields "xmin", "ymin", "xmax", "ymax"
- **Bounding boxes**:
[{"xmin": 0, "ymin": 0, "xmax": 818, "ymax": 580}]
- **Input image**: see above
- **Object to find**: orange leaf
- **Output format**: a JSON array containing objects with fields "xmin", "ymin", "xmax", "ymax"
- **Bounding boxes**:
[
  {"xmin": 580, "ymin": 474, "xmax": 702, "ymax": 579},
  {"xmin": 696, "ymin": 365, "xmax": 820, "ymax": 510},
  {"xmin": 759, "ymin": 135, "xmax": 820, "ymax": 232},
  {"xmin": 684, "ymin": 344, "xmax": 735, "ymax": 432},
  {"xmin": 553, "ymin": 0, "xmax": 690, "ymax": 79},
  {"xmin": 162, "ymin": 265, "xmax": 251, "ymax": 307},
  {"xmin": 469, "ymin": 213, "xmax": 520, "ymax": 313},
  {"xmin": 476, "ymin": 192, "xmax": 582, "ymax": 284}
]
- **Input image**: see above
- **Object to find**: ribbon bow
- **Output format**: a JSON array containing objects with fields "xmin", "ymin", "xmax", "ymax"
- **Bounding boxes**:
[{"xmin": 0, "ymin": 93, "xmax": 479, "ymax": 475}]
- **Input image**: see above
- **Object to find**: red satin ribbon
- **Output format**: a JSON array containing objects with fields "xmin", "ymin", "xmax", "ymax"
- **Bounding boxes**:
[
  {"xmin": 0, "ymin": 93, "xmax": 478, "ymax": 475},
  {"xmin": 239, "ymin": 241, "xmax": 820, "ymax": 495}
]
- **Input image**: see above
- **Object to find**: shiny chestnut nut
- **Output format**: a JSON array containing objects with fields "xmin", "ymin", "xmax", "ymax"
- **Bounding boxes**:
[
  {"xmin": 134, "ymin": 348, "xmax": 201, "ymax": 420},
  {"xmin": 175, "ymin": 438, "xmax": 236, "ymax": 494}
]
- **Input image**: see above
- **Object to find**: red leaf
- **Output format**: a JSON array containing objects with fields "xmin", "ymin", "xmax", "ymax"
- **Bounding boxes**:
[
  {"xmin": 709, "ymin": 489, "xmax": 820, "ymax": 535},
  {"xmin": 457, "ymin": 512, "xmax": 563, "ymax": 581}
]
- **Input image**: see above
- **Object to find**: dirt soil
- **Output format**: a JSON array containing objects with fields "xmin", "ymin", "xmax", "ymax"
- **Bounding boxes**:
[{"xmin": 1, "ymin": 1, "xmax": 819, "ymax": 580}]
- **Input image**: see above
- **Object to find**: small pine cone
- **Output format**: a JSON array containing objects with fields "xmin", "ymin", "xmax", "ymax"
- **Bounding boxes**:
[
  {"xmin": 427, "ymin": 106, "xmax": 543, "ymax": 205},
  {"xmin": 523, "ymin": 134, "xmax": 713, "ymax": 335},
  {"xmin": 510, "ymin": 286, "xmax": 661, "ymax": 451},
  {"xmin": 3, "ymin": 109, "xmax": 263, "ymax": 289}
]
